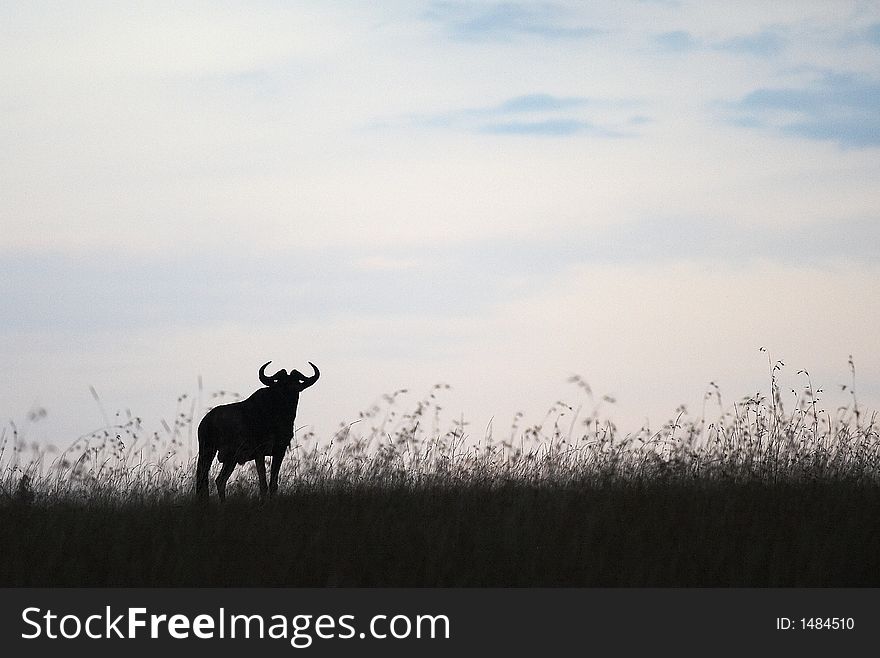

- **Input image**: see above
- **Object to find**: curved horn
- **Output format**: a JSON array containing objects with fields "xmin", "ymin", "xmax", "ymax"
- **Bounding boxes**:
[
  {"xmin": 298, "ymin": 362, "xmax": 320, "ymax": 390},
  {"xmin": 258, "ymin": 361, "xmax": 274, "ymax": 386}
]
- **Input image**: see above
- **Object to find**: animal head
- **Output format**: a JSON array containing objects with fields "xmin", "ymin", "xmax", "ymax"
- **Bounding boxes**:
[{"xmin": 258, "ymin": 361, "xmax": 320, "ymax": 392}]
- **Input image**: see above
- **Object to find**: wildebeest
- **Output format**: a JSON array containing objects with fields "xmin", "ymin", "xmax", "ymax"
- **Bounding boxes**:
[{"xmin": 196, "ymin": 361, "xmax": 320, "ymax": 501}]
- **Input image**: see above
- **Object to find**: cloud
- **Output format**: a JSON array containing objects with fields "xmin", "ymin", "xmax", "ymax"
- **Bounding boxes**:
[
  {"xmin": 654, "ymin": 30, "xmax": 699, "ymax": 52},
  {"xmin": 0, "ymin": 243, "xmax": 555, "ymax": 336},
  {"xmin": 496, "ymin": 93, "xmax": 589, "ymax": 113},
  {"xmin": 480, "ymin": 118, "xmax": 617, "ymax": 136},
  {"xmin": 4, "ymin": 214, "xmax": 876, "ymax": 337},
  {"xmin": 714, "ymin": 28, "xmax": 786, "ymax": 57},
  {"xmin": 376, "ymin": 93, "xmax": 638, "ymax": 137},
  {"xmin": 654, "ymin": 27, "xmax": 786, "ymax": 57},
  {"xmin": 424, "ymin": 2, "xmax": 600, "ymax": 41},
  {"xmin": 728, "ymin": 73, "xmax": 880, "ymax": 148},
  {"xmin": 355, "ymin": 256, "xmax": 418, "ymax": 272}
]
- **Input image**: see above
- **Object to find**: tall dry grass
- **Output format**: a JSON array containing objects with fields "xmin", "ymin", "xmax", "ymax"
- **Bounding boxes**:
[
  {"xmin": 1, "ymin": 355, "xmax": 878, "ymax": 586},
  {"xmin": 2, "ymin": 354, "xmax": 877, "ymax": 506}
]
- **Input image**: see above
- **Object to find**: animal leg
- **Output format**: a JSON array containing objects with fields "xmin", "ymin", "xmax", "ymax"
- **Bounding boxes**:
[
  {"xmin": 215, "ymin": 461, "xmax": 236, "ymax": 502},
  {"xmin": 195, "ymin": 448, "xmax": 216, "ymax": 500},
  {"xmin": 254, "ymin": 457, "xmax": 268, "ymax": 499},
  {"xmin": 269, "ymin": 453, "xmax": 283, "ymax": 497}
]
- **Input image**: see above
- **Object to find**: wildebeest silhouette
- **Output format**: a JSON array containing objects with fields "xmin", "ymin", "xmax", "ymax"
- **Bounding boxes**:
[{"xmin": 196, "ymin": 361, "xmax": 320, "ymax": 501}]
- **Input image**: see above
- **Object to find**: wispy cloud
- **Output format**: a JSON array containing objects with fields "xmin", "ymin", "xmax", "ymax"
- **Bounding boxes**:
[
  {"xmin": 355, "ymin": 256, "xmax": 418, "ymax": 272},
  {"xmin": 654, "ymin": 30, "xmax": 699, "ymax": 52},
  {"xmin": 375, "ymin": 93, "xmax": 639, "ymax": 137},
  {"xmin": 424, "ymin": 2, "xmax": 600, "ymax": 41},
  {"xmin": 427, "ymin": 93, "xmax": 592, "ymax": 121},
  {"xmin": 715, "ymin": 28, "xmax": 786, "ymax": 57},
  {"xmin": 480, "ymin": 118, "xmax": 618, "ymax": 136},
  {"xmin": 5, "ymin": 214, "xmax": 875, "ymax": 336},
  {"xmin": 496, "ymin": 93, "xmax": 588, "ymax": 112},
  {"xmin": 654, "ymin": 27, "xmax": 786, "ymax": 57},
  {"xmin": 728, "ymin": 73, "xmax": 880, "ymax": 148}
]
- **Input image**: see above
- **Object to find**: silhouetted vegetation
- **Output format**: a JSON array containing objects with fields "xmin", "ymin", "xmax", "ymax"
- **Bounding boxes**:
[{"xmin": 1, "ymin": 355, "xmax": 879, "ymax": 586}]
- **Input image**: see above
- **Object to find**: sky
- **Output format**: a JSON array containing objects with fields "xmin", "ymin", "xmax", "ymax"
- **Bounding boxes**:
[{"xmin": 2, "ymin": 1, "xmax": 879, "ymax": 452}]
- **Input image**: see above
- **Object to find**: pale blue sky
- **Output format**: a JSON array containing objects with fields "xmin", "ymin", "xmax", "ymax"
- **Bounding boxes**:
[{"xmin": 1, "ymin": 1, "xmax": 878, "ymax": 446}]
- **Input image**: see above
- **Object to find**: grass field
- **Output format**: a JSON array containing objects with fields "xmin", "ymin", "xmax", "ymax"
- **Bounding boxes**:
[{"xmin": 2, "ymin": 359, "xmax": 879, "ymax": 586}]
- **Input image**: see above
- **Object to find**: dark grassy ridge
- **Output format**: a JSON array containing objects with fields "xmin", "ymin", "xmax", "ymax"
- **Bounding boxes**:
[
  {"xmin": 3, "ymin": 362, "xmax": 879, "ymax": 586},
  {"xmin": 2, "ymin": 478, "xmax": 879, "ymax": 586}
]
